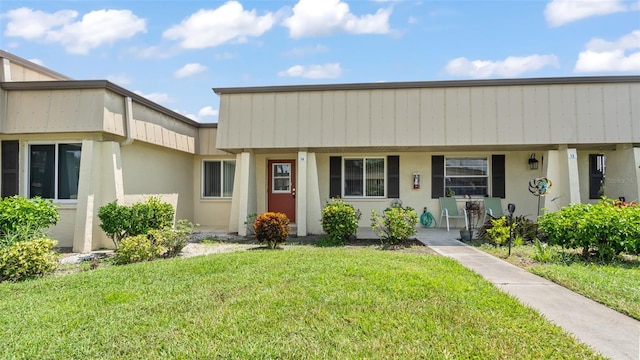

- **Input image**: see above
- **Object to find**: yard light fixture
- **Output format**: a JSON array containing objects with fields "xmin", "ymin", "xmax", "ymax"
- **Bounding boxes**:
[{"xmin": 528, "ymin": 153, "xmax": 539, "ymax": 170}]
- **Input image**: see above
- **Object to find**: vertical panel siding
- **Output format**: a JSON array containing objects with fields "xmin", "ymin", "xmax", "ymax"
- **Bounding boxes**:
[{"xmin": 215, "ymin": 82, "xmax": 640, "ymax": 150}]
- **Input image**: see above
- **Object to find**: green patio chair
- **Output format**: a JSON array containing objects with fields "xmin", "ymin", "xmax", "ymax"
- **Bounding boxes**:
[
  {"xmin": 439, "ymin": 197, "xmax": 468, "ymax": 231},
  {"xmin": 483, "ymin": 197, "xmax": 504, "ymax": 223}
]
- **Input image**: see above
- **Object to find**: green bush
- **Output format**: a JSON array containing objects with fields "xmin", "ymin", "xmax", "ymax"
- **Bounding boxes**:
[
  {"xmin": 98, "ymin": 197, "xmax": 174, "ymax": 248},
  {"xmin": 538, "ymin": 198, "xmax": 640, "ymax": 260},
  {"xmin": 321, "ymin": 199, "xmax": 361, "ymax": 246},
  {"xmin": 0, "ymin": 238, "xmax": 59, "ymax": 282},
  {"xmin": 254, "ymin": 212, "xmax": 290, "ymax": 249},
  {"xmin": 370, "ymin": 206, "xmax": 418, "ymax": 246},
  {"xmin": 114, "ymin": 235, "xmax": 164, "ymax": 265},
  {"xmin": 0, "ymin": 196, "xmax": 59, "ymax": 247},
  {"xmin": 482, "ymin": 216, "xmax": 512, "ymax": 246},
  {"xmin": 149, "ymin": 219, "xmax": 195, "ymax": 258}
]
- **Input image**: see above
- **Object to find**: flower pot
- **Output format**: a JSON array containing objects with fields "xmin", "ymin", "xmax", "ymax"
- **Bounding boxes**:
[{"xmin": 459, "ymin": 229, "xmax": 473, "ymax": 242}]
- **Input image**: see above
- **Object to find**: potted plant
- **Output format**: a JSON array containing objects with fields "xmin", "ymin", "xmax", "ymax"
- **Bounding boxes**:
[{"xmin": 460, "ymin": 199, "xmax": 480, "ymax": 242}]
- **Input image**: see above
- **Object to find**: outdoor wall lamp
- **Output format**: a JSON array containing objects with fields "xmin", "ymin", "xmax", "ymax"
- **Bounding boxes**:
[{"xmin": 528, "ymin": 153, "xmax": 539, "ymax": 170}]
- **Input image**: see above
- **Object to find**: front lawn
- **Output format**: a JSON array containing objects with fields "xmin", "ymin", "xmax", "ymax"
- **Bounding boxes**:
[
  {"xmin": 0, "ymin": 247, "xmax": 600, "ymax": 359},
  {"xmin": 475, "ymin": 243, "xmax": 640, "ymax": 320}
]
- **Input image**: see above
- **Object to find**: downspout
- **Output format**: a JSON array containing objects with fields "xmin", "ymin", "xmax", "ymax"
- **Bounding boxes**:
[{"xmin": 121, "ymin": 96, "xmax": 134, "ymax": 146}]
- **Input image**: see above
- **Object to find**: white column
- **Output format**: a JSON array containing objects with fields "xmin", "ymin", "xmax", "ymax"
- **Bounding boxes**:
[
  {"xmin": 72, "ymin": 141, "xmax": 124, "ymax": 252},
  {"xmin": 232, "ymin": 151, "xmax": 256, "ymax": 236},
  {"xmin": 296, "ymin": 151, "xmax": 308, "ymax": 236},
  {"xmin": 306, "ymin": 153, "xmax": 323, "ymax": 234}
]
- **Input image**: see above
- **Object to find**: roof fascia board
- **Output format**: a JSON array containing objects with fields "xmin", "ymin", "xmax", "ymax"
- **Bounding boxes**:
[{"xmin": 213, "ymin": 76, "xmax": 640, "ymax": 95}]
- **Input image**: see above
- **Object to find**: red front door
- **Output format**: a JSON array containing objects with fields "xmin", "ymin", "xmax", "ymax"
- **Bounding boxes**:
[{"xmin": 268, "ymin": 160, "xmax": 296, "ymax": 222}]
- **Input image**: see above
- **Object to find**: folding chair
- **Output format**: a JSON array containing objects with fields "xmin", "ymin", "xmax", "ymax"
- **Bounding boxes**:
[
  {"xmin": 483, "ymin": 197, "xmax": 505, "ymax": 223},
  {"xmin": 439, "ymin": 197, "xmax": 468, "ymax": 231}
]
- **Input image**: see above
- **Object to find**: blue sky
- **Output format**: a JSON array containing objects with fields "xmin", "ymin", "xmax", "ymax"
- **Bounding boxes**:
[{"xmin": 1, "ymin": 0, "xmax": 639, "ymax": 123}]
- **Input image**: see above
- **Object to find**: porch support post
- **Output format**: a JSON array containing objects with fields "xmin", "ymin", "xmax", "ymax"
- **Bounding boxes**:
[
  {"xmin": 563, "ymin": 147, "xmax": 581, "ymax": 204},
  {"xmin": 232, "ymin": 151, "xmax": 256, "ymax": 236},
  {"xmin": 73, "ymin": 141, "xmax": 124, "ymax": 252},
  {"xmin": 296, "ymin": 151, "xmax": 308, "ymax": 236},
  {"xmin": 306, "ymin": 152, "xmax": 322, "ymax": 234}
]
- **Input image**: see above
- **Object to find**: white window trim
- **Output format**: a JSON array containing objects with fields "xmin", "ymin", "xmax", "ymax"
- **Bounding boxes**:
[
  {"xmin": 444, "ymin": 156, "xmax": 489, "ymax": 198},
  {"xmin": 201, "ymin": 159, "xmax": 235, "ymax": 199},
  {"xmin": 342, "ymin": 157, "xmax": 386, "ymax": 198},
  {"xmin": 271, "ymin": 162, "xmax": 292, "ymax": 194},
  {"xmin": 25, "ymin": 141, "xmax": 82, "ymax": 204}
]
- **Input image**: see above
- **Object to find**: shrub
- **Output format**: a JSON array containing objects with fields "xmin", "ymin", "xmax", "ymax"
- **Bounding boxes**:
[
  {"xmin": 0, "ymin": 196, "xmax": 59, "ymax": 247},
  {"xmin": 482, "ymin": 216, "xmax": 513, "ymax": 246},
  {"xmin": 0, "ymin": 238, "xmax": 59, "ymax": 282},
  {"xmin": 321, "ymin": 199, "xmax": 362, "ymax": 246},
  {"xmin": 254, "ymin": 212, "xmax": 290, "ymax": 249},
  {"xmin": 98, "ymin": 197, "xmax": 174, "ymax": 248},
  {"xmin": 370, "ymin": 206, "xmax": 418, "ymax": 246},
  {"xmin": 149, "ymin": 219, "xmax": 195, "ymax": 258},
  {"xmin": 538, "ymin": 198, "xmax": 640, "ymax": 260},
  {"xmin": 114, "ymin": 235, "xmax": 164, "ymax": 265}
]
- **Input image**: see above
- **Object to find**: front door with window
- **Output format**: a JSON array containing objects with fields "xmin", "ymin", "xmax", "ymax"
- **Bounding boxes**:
[{"xmin": 267, "ymin": 160, "xmax": 296, "ymax": 222}]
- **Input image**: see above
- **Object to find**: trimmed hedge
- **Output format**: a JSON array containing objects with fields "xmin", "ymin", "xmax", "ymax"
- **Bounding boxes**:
[
  {"xmin": 254, "ymin": 212, "xmax": 290, "ymax": 249},
  {"xmin": 0, "ymin": 238, "xmax": 59, "ymax": 282},
  {"xmin": 538, "ymin": 198, "xmax": 640, "ymax": 259}
]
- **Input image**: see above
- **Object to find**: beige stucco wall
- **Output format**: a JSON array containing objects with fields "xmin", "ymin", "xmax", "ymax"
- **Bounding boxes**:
[
  {"xmin": 314, "ymin": 151, "xmax": 543, "ymax": 228},
  {"xmin": 47, "ymin": 206, "xmax": 77, "ymax": 248},
  {"xmin": 217, "ymin": 82, "xmax": 640, "ymax": 151},
  {"xmin": 120, "ymin": 141, "xmax": 194, "ymax": 223}
]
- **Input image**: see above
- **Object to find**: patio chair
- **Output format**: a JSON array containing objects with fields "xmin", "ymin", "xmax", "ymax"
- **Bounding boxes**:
[
  {"xmin": 439, "ymin": 197, "xmax": 468, "ymax": 231},
  {"xmin": 483, "ymin": 197, "xmax": 505, "ymax": 223}
]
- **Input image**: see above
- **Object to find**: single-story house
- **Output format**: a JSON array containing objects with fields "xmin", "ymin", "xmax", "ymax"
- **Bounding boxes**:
[{"xmin": 1, "ymin": 50, "xmax": 639, "ymax": 251}]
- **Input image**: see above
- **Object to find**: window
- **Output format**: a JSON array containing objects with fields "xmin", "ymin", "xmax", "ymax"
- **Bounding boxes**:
[
  {"xmin": 589, "ymin": 154, "xmax": 605, "ymax": 199},
  {"xmin": 202, "ymin": 160, "xmax": 235, "ymax": 198},
  {"xmin": 444, "ymin": 157, "xmax": 488, "ymax": 197},
  {"xmin": 344, "ymin": 157, "xmax": 385, "ymax": 197},
  {"xmin": 29, "ymin": 143, "xmax": 82, "ymax": 200}
]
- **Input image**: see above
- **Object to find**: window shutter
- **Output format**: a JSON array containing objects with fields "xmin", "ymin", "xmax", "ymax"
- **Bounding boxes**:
[
  {"xmin": 431, "ymin": 155, "xmax": 444, "ymax": 198},
  {"xmin": 1, "ymin": 141, "xmax": 19, "ymax": 198},
  {"xmin": 589, "ymin": 154, "xmax": 605, "ymax": 199},
  {"xmin": 387, "ymin": 155, "xmax": 399, "ymax": 198},
  {"xmin": 492, "ymin": 155, "xmax": 505, "ymax": 198},
  {"xmin": 329, "ymin": 156, "xmax": 342, "ymax": 198}
]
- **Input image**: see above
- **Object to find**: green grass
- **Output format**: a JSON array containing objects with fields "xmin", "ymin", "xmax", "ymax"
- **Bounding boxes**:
[
  {"xmin": 0, "ymin": 247, "xmax": 601, "ymax": 359},
  {"xmin": 475, "ymin": 242, "xmax": 640, "ymax": 320}
]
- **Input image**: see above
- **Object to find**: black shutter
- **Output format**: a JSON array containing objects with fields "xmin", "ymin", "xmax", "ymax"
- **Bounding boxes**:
[
  {"xmin": 431, "ymin": 155, "xmax": 444, "ymax": 198},
  {"xmin": 387, "ymin": 155, "xmax": 399, "ymax": 198},
  {"xmin": 589, "ymin": 154, "xmax": 605, "ymax": 199},
  {"xmin": 1, "ymin": 141, "xmax": 19, "ymax": 198},
  {"xmin": 492, "ymin": 155, "xmax": 505, "ymax": 198},
  {"xmin": 329, "ymin": 156, "xmax": 342, "ymax": 198}
]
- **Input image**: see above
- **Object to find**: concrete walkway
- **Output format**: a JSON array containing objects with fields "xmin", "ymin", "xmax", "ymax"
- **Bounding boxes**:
[{"xmin": 384, "ymin": 227, "xmax": 639, "ymax": 360}]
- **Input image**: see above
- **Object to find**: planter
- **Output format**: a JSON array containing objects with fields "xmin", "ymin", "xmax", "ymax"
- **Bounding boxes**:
[{"xmin": 459, "ymin": 229, "xmax": 473, "ymax": 242}]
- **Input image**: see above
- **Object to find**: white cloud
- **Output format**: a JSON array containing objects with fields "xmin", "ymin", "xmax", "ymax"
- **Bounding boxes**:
[
  {"xmin": 283, "ymin": 44, "xmax": 329, "ymax": 57},
  {"xmin": 198, "ymin": 106, "xmax": 219, "ymax": 118},
  {"xmin": 544, "ymin": 0, "xmax": 629, "ymax": 27},
  {"xmin": 445, "ymin": 54, "xmax": 560, "ymax": 78},
  {"xmin": 574, "ymin": 30, "xmax": 640, "ymax": 72},
  {"xmin": 278, "ymin": 63, "xmax": 343, "ymax": 79},
  {"xmin": 214, "ymin": 52, "xmax": 237, "ymax": 60},
  {"xmin": 163, "ymin": 1, "xmax": 275, "ymax": 49},
  {"xmin": 106, "ymin": 74, "xmax": 132, "ymax": 85},
  {"xmin": 3, "ymin": 7, "xmax": 146, "ymax": 54},
  {"xmin": 174, "ymin": 63, "xmax": 207, "ymax": 78},
  {"xmin": 282, "ymin": 0, "xmax": 391, "ymax": 38},
  {"xmin": 4, "ymin": 7, "xmax": 77, "ymax": 40},
  {"xmin": 134, "ymin": 91, "xmax": 171, "ymax": 105},
  {"xmin": 28, "ymin": 58, "xmax": 44, "ymax": 66}
]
